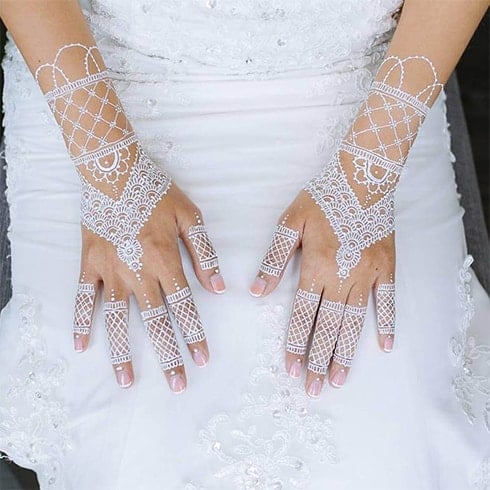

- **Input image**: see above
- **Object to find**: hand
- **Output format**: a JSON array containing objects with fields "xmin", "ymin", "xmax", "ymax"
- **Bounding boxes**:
[
  {"xmin": 73, "ymin": 180, "xmax": 225, "ymax": 393},
  {"xmin": 250, "ymin": 155, "xmax": 396, "ymax": 398}
]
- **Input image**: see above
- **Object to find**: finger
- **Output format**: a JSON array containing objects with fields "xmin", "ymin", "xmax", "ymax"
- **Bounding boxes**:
[
  {"xmin": 285, "ymin": 288, "xmax": 321, "ymax": 379},
  {"xmin": 163, "ymin": 275, "xmax": 209, "ymax": 369},
  {"xmin": 104, "ymin": 287, "xmax": 133, "ymax": 389},
  {"xmin": 73, "ymin": 271, "xmax": 98, "ymax": 353},
  {"xmin": 306, "ymin": 299, "xmax": 345, "ymax": 397},
  {"xmin": 329, "ymin": 292, "xmax": 367, "ymax": 389},
  {"xmin": 184, "ymin": 214, "xmax": 225, "ymax": 294},
  {"xmin": 141, "ymin": 305, "xmax": 187, "ymax": 394},
  {"xmin": 375, "ymin": 278, "xmax": 396, "ymax": 353},
  {"xmin": 250, "ymin": 222, "xmax": 300, "ymax": 297}
]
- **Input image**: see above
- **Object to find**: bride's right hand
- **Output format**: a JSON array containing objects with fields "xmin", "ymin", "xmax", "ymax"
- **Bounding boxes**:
[{"xmin": 73, "ymin": 181, "xmax": 225, "ymax": 393}]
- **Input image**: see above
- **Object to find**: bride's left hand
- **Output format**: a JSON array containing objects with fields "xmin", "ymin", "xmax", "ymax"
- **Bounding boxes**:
[{"xmin": 249, "ymin": 190, "xmax": 395, "ymax": 398}]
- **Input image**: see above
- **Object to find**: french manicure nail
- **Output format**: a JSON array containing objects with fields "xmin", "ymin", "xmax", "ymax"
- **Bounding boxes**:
[
  {"xmin": 192, "ymin": 348, "xmax": 208, "ymax": 367},
  {"xmin": 384, "ymin": 336, "xmax": 394, "ymax": 352},
  {"xmin": 74, "ymin": 335, "xmax": 84, "ymax": 352},
  {"xmin": 308, "ymin": 377, "xmax": 323, "ymax": 398},
  {"xmin": 210, "ymin": 273, "xmax": 226, "ymax": 294},
  {"xmin": 249, "ymin": 277, "xmax": 267, "ymax": 297},
  {"xmin": 117, "ymin": 369, "xmax": 132, "ymax": 388},
  {"xmin": 170, "ymin": 373, "xmax": 186, "ymax": 394},
  {"xmin": 331, "ymin": 368, "xmax": 346, "ymax": 388},
  {"xmin": 289, "ymin": 358, "xmax": 302, "ymax": 378}
]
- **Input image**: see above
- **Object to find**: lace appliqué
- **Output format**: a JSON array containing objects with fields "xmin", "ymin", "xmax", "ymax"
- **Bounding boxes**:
[
  {"xmin": 450, "ymin": 255, "xmax": 490, "ymax": 432},
  {"xmin": 0, "ymin": 294, "xmax": 71, "ymax": 489},
  {"xmin": 472, "ymin": 456, "xmax": 490, "ymax": 490},
  {"xmin": 191, "ymin": 304, "xmax": 338, "ymax": 488}
]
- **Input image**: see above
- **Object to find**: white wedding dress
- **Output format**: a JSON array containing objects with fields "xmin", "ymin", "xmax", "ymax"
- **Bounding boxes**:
[{"xmin": 1, "ymin": 1, "xmax": 489, "ymax": 489}]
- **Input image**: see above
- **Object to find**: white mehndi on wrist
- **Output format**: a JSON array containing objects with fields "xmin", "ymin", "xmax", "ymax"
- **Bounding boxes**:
[
  {"xmin": 306, "ymin": 56, "xmax": 442, "ymax": 279},
  {"xmin": 35, "ymin": 44, "xmax": 171, "ymax": 271}
]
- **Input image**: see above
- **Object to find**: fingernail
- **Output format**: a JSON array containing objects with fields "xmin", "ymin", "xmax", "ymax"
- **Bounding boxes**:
[
  {"xmin": 117, "ymin": 369, "xmax": 132, "ymax": 388},
  {"xmin": 249, "ymin": 277, "xmax": 267, "ymax": 297},
  {"xmin": 384, "ymin": 336, "xmax": 394, "ymax": 352},
  {"xmin": 170, "ymin": 373, "xmax": 186, "ymax": 394},
  {"xmin": 210, "ymin": 273, "xmax": 226, "ymax": 294},
  {"xmin": 192, "ymin": 348, "xmax": 208, "ymax": 367},
  {"xmin": 307, "ymin": 377, "xmax": 323, "ymax": 398},
  {"xmin": 289, "ymin": 358, "xmax": 302, "ymax": 378},
  {"xmin": 331, "ymin": 368, "xmax": 346, "ymax": 388},
  {"xmin": 74, "ymin": 335, "xmax": 84, "ymax": 352}
]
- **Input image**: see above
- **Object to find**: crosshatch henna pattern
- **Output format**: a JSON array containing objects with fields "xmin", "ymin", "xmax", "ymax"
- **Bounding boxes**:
[
  {"xmin": 166, "ymin": 287, "xmax": 206, "ymax": 345},
  {"xmin": 73, "ymin": 283, "xmax": 96, "ymax": 335},
  {"xmin": 259, "ymin": 225, "xmax": 299, "ymax": 277},
  {"xmin": 286, "ymin": 289, "xmax": 321, "ymax": 356},
  {"xmin": 104, "ymin": 300, "xmax": 131, "ymax": 364},
  {"xmin": 141, "ymin": 305, "xmax": 184, "ymax": 371},
  {"xmin": 332, "ymin": 305, "xmax": 367, "ymax": 368},
  {"xmin": 307, "ymin": 300, "xmax": 344, "ymax": 375},
  {"xmin": 188, "ymin": 224, "xmax": 219, "ymax": 271},
  {"xmin": 376, "ymin": 283, "xmax": 396, "ymax": 335}
]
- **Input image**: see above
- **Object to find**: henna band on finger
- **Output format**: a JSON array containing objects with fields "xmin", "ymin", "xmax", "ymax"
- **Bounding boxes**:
[
  {"xmin": 188, "ymin": 224, "xmax": 219, "ymax": 271},
  {"xmin": 332, "ymin": 304, "xmax": 367, "ymax": 368},
  {"xmin": 286, "ymin": 289, "xmax": 321, "ymax": 356},
  {"xmin": 141, "ymin": 305, "xmax": 184, "ymax": 371},
  {"xmin": 73, "ymin": 283, "xmax": 96, "ymax": 335},
  {"xmin": 104, "ymin": 300, "xmax": 131, "ymax": 364},
  {"xmin": 259, "ymin": 225, "xmax": 299, "ymax": 277},
  {"xmin": 376, "ymin": 283, "xmax": 395, "ymax": 335},
  {"xmin": 308, "ymin": 300, "xmax": 344, "ymax": 375},
  {"xmin": 166, "ymin": 287, "xmax": 205, "ymax": 344}
]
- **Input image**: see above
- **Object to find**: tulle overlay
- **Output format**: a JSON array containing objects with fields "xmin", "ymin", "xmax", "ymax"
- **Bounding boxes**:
[{"xmin": 1, "ymin": 0, "xmax": 489, "ymax": 488}]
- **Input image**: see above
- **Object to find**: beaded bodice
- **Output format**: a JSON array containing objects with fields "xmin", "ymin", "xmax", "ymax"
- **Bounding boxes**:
[{"xmin": 86, "ymin": 0, "xmax": 403, "ymax": 77}]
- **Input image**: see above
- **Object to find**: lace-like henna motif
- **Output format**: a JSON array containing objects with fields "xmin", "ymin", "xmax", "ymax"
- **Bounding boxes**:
[
  {"xmin": 286, "ymin": 289, "xmax": 321, "ymax": 356},
  {"xmin": 188, "ymin": 224, "xmax": 219, "ymax": 271},
  {"xmin": 80, "ymin": 146, "xmax": 170, "ymax": 271},
  {"xmin": 166, "ymin": 287, "xmax": 205, "ymax": 344},
  {"xmin": 36, "ymin": 44, "xmax": 171, "ymax": 272},
  {"xmin": 259, "ymin": 225, "xmax": 299, "ymax": 277},
  {"xmin": 306, "ymin": 56, "xmax": 441, "ymax": 279},
  {"xmin": 104, "ymin": 300, "xmax": 131, "ymax": 364},
  {"xmin": 308, "ymin": 300, "xmax": 344, "ymax": 375},
  {"xmin": 73, "ymin": 283, "xmax": 96, "ymax": 335},
  {"xmin": 376, "ymin": 283, "xmax": 395, "ymax": 335},
  {"xmin": 332, "ymin": 305, "xmax": 367, "ymax": 367},
  {"xmin": 141, "ymin": 305, "xmax": 184, "ymax": 371}
]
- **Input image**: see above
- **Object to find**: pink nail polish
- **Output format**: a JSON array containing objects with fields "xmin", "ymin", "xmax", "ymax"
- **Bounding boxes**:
[
  {"xmin": 117, "ymin": 370, "xmax": 132, "ymax": 388},
  {"xmin": 308, "ymin": 377, "xmax": 323, "ymax": 398},
  {"xmin": 170, "ymin": 374, "xmax": 186, "ymax": 394},
  {"xmin": 331, "ymin": 369, "xmax": 346, "ymax": 388},
  {"xmin": 249, "ymin": 277, "xmax": 267, "ymax": 297},
  {"xmin": 192, "ymin": 348, "xmax": 208, "ymax": 367},
  {"xmin": 384, "ymin": 336, "xmax": 394, "ymax": 352},
  {"xmin": 210, "ymin": 273, "xmax": 226, "ymax": 294},
  {"xmin": 289, "ymin": 359, "xmax": 302, "ymax": 378},
  {"xmin": 74, "ymin": 336, "xmax": 84, "ymax": 352}
]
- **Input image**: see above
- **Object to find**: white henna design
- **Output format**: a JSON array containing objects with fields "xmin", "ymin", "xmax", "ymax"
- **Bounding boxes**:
[
  {"xmin": 104, "ymin": 300, "xmax": 131, "ymax": 364},
  {"xmin": 260, "ymin": 225, "xmax": 299, "ymax": 277}
]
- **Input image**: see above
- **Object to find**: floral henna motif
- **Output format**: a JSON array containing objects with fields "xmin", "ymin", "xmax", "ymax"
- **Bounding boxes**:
[
  {"xmin": 141, "ymin": 305, "xmax": 184, "ymax": 371},
  {"xmin": 104, "ymin": 300, "xmax": 131, "ymax": 364}
]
